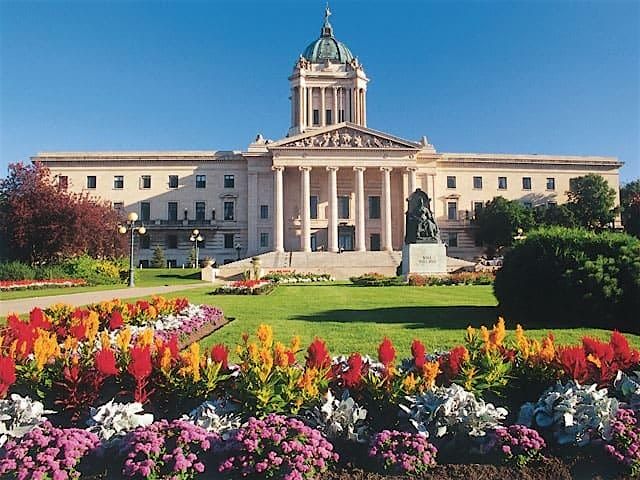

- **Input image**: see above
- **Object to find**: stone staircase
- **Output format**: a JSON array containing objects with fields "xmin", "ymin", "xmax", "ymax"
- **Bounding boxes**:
[{"xmin": 217, "ymin": 250, "xmax": 474, "ymax": 280}]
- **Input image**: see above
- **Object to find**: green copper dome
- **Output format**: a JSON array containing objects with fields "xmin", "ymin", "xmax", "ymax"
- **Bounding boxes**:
[{"xmin": 301, "ymin": 6, "xmax": 355, "ymax": 64}]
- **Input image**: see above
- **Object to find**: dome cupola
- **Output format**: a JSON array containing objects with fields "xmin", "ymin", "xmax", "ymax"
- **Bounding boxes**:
[{"xmin": 301, "ymin": 6, "xmax": 355, "ymax": 64}]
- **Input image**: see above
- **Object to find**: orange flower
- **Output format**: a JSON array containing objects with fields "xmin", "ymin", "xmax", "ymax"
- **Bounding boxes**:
[
  {"xmin": 256, "ymin": 324, "xmax": 273, "ymax": 348},
  {"xmin": 421, "ymin": 361, "xmax": 440, "ymax": 389},
  {"xmin": 33, "ymin": 330, "xmax": 59, "ymax": 371},
  {"xmin": 274, "ymin": 342, "xmax": 290, "ymax": 368},
  {"xmin": 298, "ymin": 368, "xmax": 320, "ymax": 397},
  {"xmin": 402, "ymin": 372, "xmax": 418, "ymax": 393},
  {"xmin": 116, "ymin": 327, "xmax": 132, "ymax": 353},
  {"xmin": 179, "ymin": 342, "xmax": 201, "ymax": 382}
]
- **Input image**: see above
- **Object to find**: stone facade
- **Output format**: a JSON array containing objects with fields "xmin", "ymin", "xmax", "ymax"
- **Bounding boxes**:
[{"xmin": 33, "ymin": 8, "xmax": 622, "ymax": 266}]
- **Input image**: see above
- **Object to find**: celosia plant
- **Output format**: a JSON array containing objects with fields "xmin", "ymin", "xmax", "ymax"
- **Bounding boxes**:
[
  {"xmin": 0, "ymin": 421, "xmax": 99, "ymax": 480},
  {"xmin": 369, "ymin": 429, "xmax": 438, "ymax": 475},
  {"xmin": 120, "ymin": 419, "xmax": 216, "ymax": 479},
  {"xmin": 604, "ymin": 408, "xmax": 640, "ymax": 476},
  {"xmin": 491, "ymin": 424, "xmax": 546, "ymax": 467},
  {"xmin": 219, "ymin": 414, "xmax": 338, "ymax": 480}
]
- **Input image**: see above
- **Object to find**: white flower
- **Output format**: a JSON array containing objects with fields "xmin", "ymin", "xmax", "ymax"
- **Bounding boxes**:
[
  {"xmin": 87, "ymin": 399, "xmax": 153, "ymax": 443},
  {"xmin": 306, "ymin": 390, "xmax": 368, "ymax": 443},
  {"xmin": 185, "ymin": 399, "xmax": 241, "ymax": 438},
  {"xmin": 0, "ymin": 394, "xmax": 54, "ymax": 447}
]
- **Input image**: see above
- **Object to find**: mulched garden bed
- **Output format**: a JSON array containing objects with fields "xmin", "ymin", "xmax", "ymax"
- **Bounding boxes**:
[{"xmin": 177, "ymin": 315, "xmax": 232, "ymax": 349}]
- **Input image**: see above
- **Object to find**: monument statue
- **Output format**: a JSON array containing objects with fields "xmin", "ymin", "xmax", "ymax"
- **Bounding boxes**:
[{"xmin": 405, "ymin": 188, "xmax": 440, "ymax": 244}]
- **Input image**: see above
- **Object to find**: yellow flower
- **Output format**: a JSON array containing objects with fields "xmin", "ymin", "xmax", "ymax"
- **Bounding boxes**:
[
  {"xmin": 587, "ymin": 353, "xmax": 601, "ymax": 369},
  {"xmin": 8, "ymin": 340, "xmax": 18, "ymax": 359},
  {"xmin": 136, "ymin": 328, "xmax": 155, "ymax": 348},
  {"xmin": 116, "ymin": 327, "xmax": 132, "ymax": 353},
  {"xmin": 257, "ymin": 348, "xmax": 273, "ymax": 383},
  {"xmin": 85, "ymin": 311, "xmax": 100, "ymax": 343},
  {"xmin": 274, "ymin": 342, "xmax": 290, "ymax": 368},
  {"xmin": 247, "ymin": 342, "xmax": 259, "ymax": 363},
  {"xmin": 489, "ymin": 317, "xmax": 506, "ymax": 348},
  {"xmin": 298, "ymin": 368, "xmax": 319, "ymax": 397},
  {"xmin": 147, "ymin": 305, "xmax": 157, "ymax": 319},
  {"xmin": 179, "ymin": 342, "xmax": 201, "ymax": 382},
  {"xmin": 539, "ymin": 335, "xmax": 556, "ymax": 363},
  {"xmin": 465, "ymin": 326, "xmax": 476, "ymax": 342},
  {"xmin": 160, "ymin": 347, "xmax": 172, "ymax": 373},
  {"xmin": 100, "ymin": 331, "xmax": 111, "ymax": 350},
  {"xmin": 290, "ymin": 335, "xmax": 301, "ymax": 353},
  {"xmin": 33, "ymin": 330, "xmax": 59, "ymax": 371},
  {"xmin": 63, "ymin": 336, "xmax": 78, "ymax": 353},
  {"xmin": 256, "ymin": 324, "xmax": 273, "ymax": 349},
  {"xmin": 480, "ymin": 326, "xmax": 490, "ymax": 345},
  {"xmin": 402, "ymin": 373, "xmax": 418, "ymax": 393},
  {"xmin": 421, "ymin": 361, "xmax": 441, "ymax": 389}
]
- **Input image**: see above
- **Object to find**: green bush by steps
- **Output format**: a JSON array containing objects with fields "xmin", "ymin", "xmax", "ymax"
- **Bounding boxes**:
[{"xmin": 494, "ymin": 226, "xmax": 640, "ymax": 331}]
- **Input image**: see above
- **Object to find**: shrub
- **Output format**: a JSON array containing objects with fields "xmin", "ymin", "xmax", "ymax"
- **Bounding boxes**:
[
  {"xmin": 59, "ymin": 254, "xmax": 124, "ymax": 285},
  {"xmin": 369, "ymin": 429, "xmax": 438, "ymax": 475},
  {"xmin": 218, "ymin": 414, "xmax": 338, "ymax": 480},
  {"xmin": 408, "ymin": 271, "xmax": 495, "ymax": 286},
  {"xmin": 0, "ymin": 260, "xmax": 36, "ymax": 280},
  {"xmin": 350, "ymin": 273, "xmax": 405, "ymax": 286},
  {"xmin": 494, "ymin": 227, "xmax": 640, "ymax": 330}
]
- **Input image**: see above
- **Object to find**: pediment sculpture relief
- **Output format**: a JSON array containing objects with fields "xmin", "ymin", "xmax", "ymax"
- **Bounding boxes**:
[{"xmin": 281, "ymin": 128, "xmax": 411, "ymax": 149}]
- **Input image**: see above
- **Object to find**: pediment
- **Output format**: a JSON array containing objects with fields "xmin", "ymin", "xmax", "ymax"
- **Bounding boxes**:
[{"xmin": 269, "ymin": 123, "xmax": 420, "ymax": 150}]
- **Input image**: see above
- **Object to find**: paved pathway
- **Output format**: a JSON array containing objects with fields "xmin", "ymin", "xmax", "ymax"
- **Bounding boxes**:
[{"xmin": 1, "ymin": 283, "xmax": 209, "ymax": 315}]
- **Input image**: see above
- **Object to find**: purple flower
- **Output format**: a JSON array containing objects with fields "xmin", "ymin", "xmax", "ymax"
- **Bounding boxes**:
[
  {"xmin": 603, "ymin": 408, "xmax": 640, "ymax": 476},
  {"xmin": 492, "ymin": 425, "xmax": 546, "ymax": 467},
  {"xmin": 369, "ymin": 430, "xmax": 438, "ymax": 474}
]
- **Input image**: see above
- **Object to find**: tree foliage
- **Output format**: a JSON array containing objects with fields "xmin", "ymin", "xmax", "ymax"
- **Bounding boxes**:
[
  {"xmin": 0, "ymin": 162, "xmax": 126, "ymax": 263},
  {"xmin": 566, "ymin": 173, "xmax": 617, "ymax": 230},
  {"xmin": 474, "ymin": 197, "xmax": 535, "ymax": 251},
  {"xmin": 151, "ymin": 246, "xmax": 166, "ymax": 268},
  {"xmin": 621, "ymin": 179, "xmax": 640, "ymax": 238},
  {"xmin": 534, "ymin": 204, "xmax": 577, "ymax": 228}
]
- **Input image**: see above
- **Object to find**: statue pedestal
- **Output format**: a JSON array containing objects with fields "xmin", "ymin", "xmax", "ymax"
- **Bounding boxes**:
[{"xmin": 402, "ymin": 243, "xmax": 447, "ymax": 277}]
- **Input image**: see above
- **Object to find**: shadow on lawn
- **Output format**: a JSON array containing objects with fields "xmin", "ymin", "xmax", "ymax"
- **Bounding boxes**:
[{"xmin": 293, "ymin": 306, "xmax": 499, "ymax": 330}]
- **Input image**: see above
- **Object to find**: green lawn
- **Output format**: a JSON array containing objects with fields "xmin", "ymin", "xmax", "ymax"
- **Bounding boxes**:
[
  {"xmin": 156, "ymin": 284, "xmax": 640, "ymax": 357},
  {"xmin": 0, "ymin": 268, "xmax": 204, "ymax": 300}
]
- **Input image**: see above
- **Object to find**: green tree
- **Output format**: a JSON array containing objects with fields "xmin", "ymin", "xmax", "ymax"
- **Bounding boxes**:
[
  {"xmin": 620, "ymin": 179, "xmax": 640, "ymax": 237},
  {"xmin": 534, "ymin": 204, "xmax": 577, "ymax": 228},
  {"xmin": 566, "ymin": 174, "xmax": 616, "ymax": 230},
  {"xmin": 151, "ymin": 246, "xmax": 165, "ymax": 268},
  {"xmin": 188, "ymin": 247, "xmax": 197, "ymax": 268},
  {"xmin": 474, "ymin": 196, "xmax": 535, "ymax": 253}
]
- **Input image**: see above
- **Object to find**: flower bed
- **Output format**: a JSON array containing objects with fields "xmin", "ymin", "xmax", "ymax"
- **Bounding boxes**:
[
  {"xmin": 213, "ymin": 279, "xmax": 275, "ymax": 295},
  {"xmin": 350, "ymin": 273, "xmax": 405, "ymax": 286},
  {"xmin": 408, "ymin": 271, "xmax": 495, "ymax": 286},
  {"xmin": 262, "ymin": 270, "xmax": 334, "ymax": 283},
  {"xmin": 0, "ymin": 313, "xmax": 637, "ymax": 479},
  {"xmin": 0, "ymin": 278, "xmax": 87, "ymax": 291}
]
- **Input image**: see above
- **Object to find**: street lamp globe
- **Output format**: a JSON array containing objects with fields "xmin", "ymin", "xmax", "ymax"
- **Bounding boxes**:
[
  {"xmin": 196, "ymin": 235, "xmax": 203, "ymax": 242},
  {"xmin": 127, "ymin": 212, "xmax": 139, "ymax": 222},
  {"xmin": 138, "ymin": 226, "xmax": 146, "ymax": 235},
  {"xmin": 189, "ymin": 235, "xmax": 195, "ymax": 242},
  {"xmin": 192, "ymin": 229, "xmax": 199, "ymax": 236},
  {"xmin": 118, "ymin": 225, "xmax": 127, "ymax": 234}
]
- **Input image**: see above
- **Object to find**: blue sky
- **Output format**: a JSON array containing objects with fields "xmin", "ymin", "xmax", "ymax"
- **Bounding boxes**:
[{"xmin": 1, "ymin": 0, "xmax": 638, "ymax": 183}]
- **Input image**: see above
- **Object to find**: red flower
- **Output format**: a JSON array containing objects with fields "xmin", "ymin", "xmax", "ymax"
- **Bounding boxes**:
[
  {"xmin": 0, "ymin": 356, "xmax": 16, "ymax": 398},
  {"xmin": 210, "ymin": 344, "xmax": 229, "ymax": 370},
  {"xmin": 378, "ymin": 337, "xmax": 395, "ymax": 366},
  {"xmin": 29, "ymin": 308, "xmax": 51, "ymax": 330},
  {"xmin": 342, "ymin": 353, "xmax": 364, "ymax": 388},
  {"xmin": 557, "ymin": 345, "xmax": 589, "ymax": 384},
  {"xmin": 306, "ymin": 337, "xmax": 331, "ymax": 370},
  {"xmin": 286, "ymin": 350, "xmax": 296, "ymax": 366},
  {"xmin": 95, "ymin": 348, "xmax": 118, "ymax": 376},
  {"xmin": 128, "ymin": 346, "xmax": 152, "ymax": 381},
  {"xmin": 610, "ymin": 331, "xmax": 639, "ymax": 369},
  {"xmin": 108, "ymin": 310, "xmax": 124, "ymax": 330},
  {"xmin": 440, "ymin": 345, "xmax": 468, "ymax": 382},
  {"xmin": 69, "ymin": 323, "xmax": 87, "ymax": 341},
  {"xmin": 7, "ymin": 314, "xmax": 37, "ymax": 357},
  {"xmin": 411, "ymin": 339, "xmax": 426, "ymax": 369},
  {"xmin": 166, "ymin": 335, "xmax": 179, "ymax": 359}
]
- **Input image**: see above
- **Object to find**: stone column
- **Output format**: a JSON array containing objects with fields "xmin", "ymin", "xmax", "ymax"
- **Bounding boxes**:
[
  {"xmin": 353, "ymin": 88, "xmax": 359, "ymax": 124},
  {"xmin": 326, "ymin": 166, "xmax": 339, "ymax": 252},
  {"xmin": 381, "ymin": 167, "xmax": 393, "ymax": 251},
  {"xmin": 407, "ymin": 167, "xmax": 417, "ymax": 195},
  {"xmin": 307, "ymin": 87, "xmax": 313, "ymax": 128},
  {"xmin": 300, "ymin": 86, "xmax": 306, "ymax": 129},
  {"xmin": 273, "ymin": 166, "xmax": 284, "ymax": 252},
  {"xmin": 248, "ymin": 172, "xmax": 258, "ymax": 255},
  {"xmin": 321, "ymin": 87, "xmax": 326, "ymax": 126},
  {"xmin": 346, "ymin": 88, "xmax": 352, "ymax": 122},
  {"xmin": 333, "ymin": 87, "xmax": 338, "ymax": 124},
  {"xmin": 362, "ymin": 89, "xmax": 367, "ymax": 126},
  {"xmin": 299, "ymin": 166, "xmax": 312, "ymax": 252},
  {"xmin": 354, "ymin": 166, "xmax": 366, "ymax": 251}
]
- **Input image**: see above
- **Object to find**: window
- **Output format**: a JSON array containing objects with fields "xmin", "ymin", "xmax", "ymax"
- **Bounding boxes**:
[
  {"xmin": 313, "ymin": 109, "xmax": 320, "ymax": 126},
  {"xmin": 113, "ymin": 202, "xmax": 124, "ymax": 211},
  {"xmin": 547, "ymin": 201, "xmax": 557, "ymax": 207},
  {"xmin": 140, "ymin": 202, "xmax": 150, "ymax": 221},
  {"xmin": 338, "ymin": 196, "xmax": 350, "ymax": 219},
  {"xmin": 368, "ymin": 196, "xmax": 381, "ymax": 219},
  {"xmin": 522, "ymin": 177, "xmax": 532, "ymax": 190},
  {"xmin": 211, "ymin": 209, "xmax": 216, "ymax": 220},
  {"xmin": 448, "ymin": 232, "xmax": 459, "ymax": 247},
  {"xmin": 195, "ymin": 175, "xmax": 206, "ymax": 188},
  {"xmin": 370, "ymin": 233, "xmax": 381, "ymax": 251},
  {"xmin": 166, "ymin": 259, "xmax": 177, "ymax": 268},
  {"xmin": 338, "ymin": 109, "xmax": 345, "ymax": 122},
  {"xmin": 168, "ymin": 202, "xmax": 178, "ymax": 221},
  {"xmin": 473, "ymin": 201, "xmax": 484, "ymax": 217},
  {"xmin": 114, "ymin": 176, "xmax": 124, "ymax": 189},
  {"xmin": 310, "ymin": 233, "xmax": 317, "ymax": 251},
  {"xmin": 86, "ymin": 176, "xmax": 96, "ymax": 189},
  {"xmin": 224, "ymin": 175, "xmax": 235, "ymax": 188},
  {"xmin": 140, "ymin": 175, "xmax": 151, "ymax": 189},
  {"xmin": 523, "ymin": 202, "xmax": 532, "ymax": 209},
  {"xmin": 546, "ymin": 177, "xmax": 556, "ymax": 190},
  {"xmin": 223, "ymin": 201, "xmax": 235, "ymax": 221},
  {"xmin": 168, "ymin": 175, "xmax": 178, "ymax": 189},
  {"xmin": 310, "ymin": 196, "xmax": 318, "ymax": 219},
  {"xmin": 447, "ymin": 201, "xmax": 458, "ymax": 220},
  {"xmin": 473, "ymin": 176, "xmax": 483, "ymax": 189},
  {"xmin": 183, "ymin": 208, "xmax": 188, "ymax": 220},
  {"xmin": 166, "ymin": 234, "xmax": 178, "ymax": 249},
  {"xmin": 195, "ymin": 202, "xmax": 205, "ymax": 221},
  {"xmin": 224, "ymin": 233, "xmax": 234, "ymax": 249},
  {"xmin": 58, "ymin": 176, "xmax": 68, "ymax": 190},
  {"xmin": 447, "ymin": 176, "xmax": 457, "ymax": 189},
  {"xmin": 140, "ymin": 235, "xmax": 150, "ymax": 249},
  {"xmin": 326, "ymin": 109, "xmax": 332, "ymax": 125},
  {"xmin": 139, "ymin": 259, "xmax": 149, "ymax": 268},
  {"xmin": 498, "ymin": 177, "xmax": 508, "ymax": 190},
  {"xmin": 260, "ymin": 232, "xmax": 269, "ymax": 248},
  {"xmin": 260, "ymin": 205, "xmax": 269, "ymax": 219}
]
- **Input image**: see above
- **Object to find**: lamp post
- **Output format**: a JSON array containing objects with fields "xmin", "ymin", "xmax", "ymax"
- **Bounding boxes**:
[
  {"xmin": 118, "ymin": 212, "xmax": 147, "ymax": 287},
  {"xmin": 235, "ymin": 242, "xmax": 242, "ymax": 261},
  {"xmin": 189, "ymin": 229, "xmax": 204, "ymax": 268}
]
